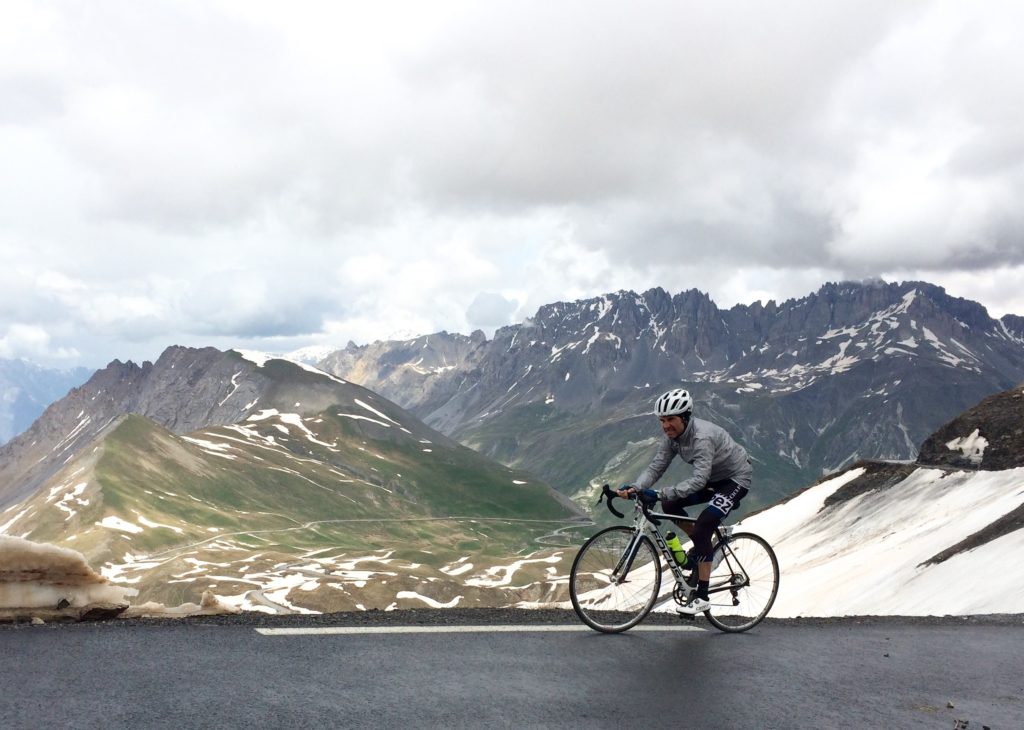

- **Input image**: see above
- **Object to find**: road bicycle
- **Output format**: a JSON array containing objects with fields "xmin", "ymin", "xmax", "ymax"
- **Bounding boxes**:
[{"xmin": 569, "ymin": 485, "xmax": 779, "ymax": 634}]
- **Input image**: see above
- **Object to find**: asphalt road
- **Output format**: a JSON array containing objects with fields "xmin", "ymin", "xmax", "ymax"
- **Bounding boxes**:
[{"xmin": 1, "ymin": 612, "xmax": 1020, "ymax": 729}]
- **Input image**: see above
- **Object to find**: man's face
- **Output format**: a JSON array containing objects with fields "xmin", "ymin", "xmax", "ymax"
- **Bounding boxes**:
[{"xmin": 659, "ymin": 415, "xmax": 686, "ymax": 438}]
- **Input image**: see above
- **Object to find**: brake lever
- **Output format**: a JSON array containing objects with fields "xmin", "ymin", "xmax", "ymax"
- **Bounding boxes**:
[{"xmin": 598, "ymin": 484, "xmax": 624, "ymax": 519}]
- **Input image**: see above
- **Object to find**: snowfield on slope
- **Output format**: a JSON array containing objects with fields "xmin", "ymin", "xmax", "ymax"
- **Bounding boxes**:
[{"xmin": 737, "ymin": 465, "xmax": 1024, "ymax": 617}]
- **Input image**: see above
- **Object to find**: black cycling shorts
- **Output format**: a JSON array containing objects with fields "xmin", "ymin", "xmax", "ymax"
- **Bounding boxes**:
[
  {"xmin": 660, "ymin": 479, "xmax": 748, "ymax": 563},
  {"xmin": 661, "ymin": 478, "xmax": 748, "ymax": 521}
]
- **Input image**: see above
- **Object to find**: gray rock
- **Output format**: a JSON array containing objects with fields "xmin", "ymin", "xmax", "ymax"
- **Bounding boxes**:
[{"xmin": 78, "ymin": 603, "xmax": 129, "ymax": 622}]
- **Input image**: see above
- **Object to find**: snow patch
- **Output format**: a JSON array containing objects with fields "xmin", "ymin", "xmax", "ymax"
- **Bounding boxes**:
[
  {"xmin": 395, "ymin": 591, "xmax": 462, "ymax": 608},
  {"xmin": 0, "ymin": 508, "xmax": 31, "ymax": 536},
  {"xmin": 135, "ymin": 514, "xmax": 185, "ymax": 534},
  {"xmin": 464, "ymin": 554, "xmax": 563, "ymax": 588},
  {"xmin": 97, "ymin": 516, "xmax": 144, "ymax": 534},
  {"xmin": 336, "ymin": 413, "xmax": 392, "ymax": 428},
  {"xmin": 233, "ymin": 349, "xmax": 348, "ymax": 384},
  {"xmin": 945, "ymin": 429, "xmax": 988, "ymax": 465},
  {"xmin": 354, "ymin": 399, "xmax": 400, "ymax": 425}
]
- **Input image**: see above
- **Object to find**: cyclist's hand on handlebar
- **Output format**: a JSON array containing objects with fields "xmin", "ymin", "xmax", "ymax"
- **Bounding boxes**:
[
  {"xmin": 636, "ymin": 488, "xmax": 659, "ymax": 505},
  {"xmin": 616, "ymin": 485, "xmax": 659, "ymax": 505}
]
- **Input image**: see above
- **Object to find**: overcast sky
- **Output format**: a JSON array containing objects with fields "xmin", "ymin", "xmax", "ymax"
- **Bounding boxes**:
[{"xmin": 2, "ymin": 0, "xmax": 1023, "ymax": 369}]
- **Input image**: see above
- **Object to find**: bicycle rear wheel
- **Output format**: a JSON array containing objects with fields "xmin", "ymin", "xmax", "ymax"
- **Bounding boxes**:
[
  {"xmin": 569, "ymin": 526, "xmax": 661, "ymax": 633},
  {"xmin": 704, "ymin": 532, "xmax": 779, "ymax": 633}
]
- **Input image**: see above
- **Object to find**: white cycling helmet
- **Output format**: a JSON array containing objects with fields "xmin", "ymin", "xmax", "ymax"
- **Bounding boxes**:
[{"xmin": 654, "ymin": 388, "xmax": 693, "ymax": 417}]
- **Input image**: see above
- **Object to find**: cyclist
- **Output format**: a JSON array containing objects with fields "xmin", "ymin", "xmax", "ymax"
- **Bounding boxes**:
[{"xmin": 618, "ymin": 388, "xmax": 752, "ymax": 614}]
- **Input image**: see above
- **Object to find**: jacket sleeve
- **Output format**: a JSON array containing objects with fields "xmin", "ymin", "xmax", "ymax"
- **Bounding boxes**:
[
  {"xmin": 633, "ymin": 438, "xmax": 674, "ymax": 489},
  {"xmin": 661, "ymin": 436, "xmax": 714, "ymax": 501}
]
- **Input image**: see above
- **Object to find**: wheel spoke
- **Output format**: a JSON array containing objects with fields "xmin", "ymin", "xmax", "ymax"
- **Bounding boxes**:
[
  {"xmin": 703, "ymin": 533, "xmax": 779, "ymax": 633},
  {"xmin": 570, "ymin": 527, "xmax": 661, "ymax": 633}
]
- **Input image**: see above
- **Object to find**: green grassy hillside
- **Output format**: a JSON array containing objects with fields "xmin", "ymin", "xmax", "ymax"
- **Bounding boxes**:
[{"xmin": 7, "ymin": 408, "xmax": 588, "ymax": 612}]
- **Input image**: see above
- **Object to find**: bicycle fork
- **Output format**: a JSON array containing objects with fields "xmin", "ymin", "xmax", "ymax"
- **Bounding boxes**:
[{"xmin": 610, "ymin": 531, "xmax": 645, "ymax": 583}]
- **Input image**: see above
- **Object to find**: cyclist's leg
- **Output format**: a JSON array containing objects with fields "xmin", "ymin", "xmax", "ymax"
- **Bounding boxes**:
[
  {"xmin": 660, "ymin": 488, "xmax": 714, "ymax": 537},
  {"xmin": 691, "ymin": 480, "xmax": 749, "ymax": 574}
]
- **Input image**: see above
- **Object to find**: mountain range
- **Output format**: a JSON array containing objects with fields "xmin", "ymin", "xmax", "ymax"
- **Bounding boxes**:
[
  {"xmin": 319, "ymin": 280, "xmax": 1024, "ymax": 511},
  {"xmin": 0, "ymin": 347, "xmax": 580, "ymax": 612},
  {"xmin": 3, "ymin": 371, "xmax": 1021, "ymax": 617},
  {"xmin": 1, "ymin": 278, "xmax": 1022, "ymax": 616}
]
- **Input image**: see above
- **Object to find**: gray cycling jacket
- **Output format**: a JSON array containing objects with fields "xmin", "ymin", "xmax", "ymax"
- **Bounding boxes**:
[{"xmin": 633, "ymin": 417, "xmax": 752, "ymax": 501}]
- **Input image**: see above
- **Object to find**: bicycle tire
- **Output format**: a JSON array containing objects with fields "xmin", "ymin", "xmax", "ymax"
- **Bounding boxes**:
[
  {"xmin": 569, "ymin": 526, "xmax": 661, "ymax": 633},
  {"xmin": 703, "ymin": 532, "xmax": 779, "ymax": 633}
]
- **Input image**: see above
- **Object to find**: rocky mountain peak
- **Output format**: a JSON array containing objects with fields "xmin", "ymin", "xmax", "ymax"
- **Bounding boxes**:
[{"xmin": 0, "ymin": 346, "xmax": 400, "ymax": 509}]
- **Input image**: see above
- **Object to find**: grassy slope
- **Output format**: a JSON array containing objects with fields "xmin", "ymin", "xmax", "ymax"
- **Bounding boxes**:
[{"xmin": 13, "ymin": 410, "xmax": 586, "ymax": 609}]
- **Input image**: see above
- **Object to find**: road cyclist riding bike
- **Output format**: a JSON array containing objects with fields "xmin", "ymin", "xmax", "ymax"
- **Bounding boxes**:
[
  {"xmin": 624, "ymin": 388, "xmax": 753, "ymax": 614},
  {"xmin": 568, "ymin": 388, "xmax": 780, "ymax": 633}
]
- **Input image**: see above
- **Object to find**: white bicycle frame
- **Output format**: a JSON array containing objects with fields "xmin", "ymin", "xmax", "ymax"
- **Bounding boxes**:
[{"xmin": 617, "ymin": 500, "xmax": 737, "ymax": 607}]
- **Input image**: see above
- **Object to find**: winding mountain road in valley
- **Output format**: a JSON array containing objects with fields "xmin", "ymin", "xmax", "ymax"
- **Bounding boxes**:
[
  {"xmin": 1, "ymin": 611, "xmax": 1020, "ymax": 729},
  {"xmin": 138, "ymin": 516, "xmax": 588, "ymax": 561}
]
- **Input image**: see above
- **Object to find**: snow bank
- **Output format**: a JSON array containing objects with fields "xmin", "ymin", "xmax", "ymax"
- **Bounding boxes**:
[
  {"xmin": 122, "ymin": 590, "xmax": 242, "ymax": 618},
  {"xmin": 737, "ymin": 466, "xmax": 1024, "ymax": 617},
  {"xmin": 0, "ymin": 536, "xmax": 137, "ymax": 608}
]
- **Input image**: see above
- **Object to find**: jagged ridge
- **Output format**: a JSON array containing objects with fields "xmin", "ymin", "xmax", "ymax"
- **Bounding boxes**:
[{"xmin": 320, "ymin": 280, "xmax": 1024, "ymax": 509}]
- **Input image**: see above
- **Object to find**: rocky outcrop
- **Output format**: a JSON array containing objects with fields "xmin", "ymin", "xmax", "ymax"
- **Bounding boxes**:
[{"xmin": 917, "ymin": 385, "xmax": 1024, "ymax": 470}]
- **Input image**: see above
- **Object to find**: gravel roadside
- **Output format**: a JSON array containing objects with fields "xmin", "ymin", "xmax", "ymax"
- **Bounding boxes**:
[{"xmin": 4, "ymin": 607, "xmax": 1023, "ymax": 631}]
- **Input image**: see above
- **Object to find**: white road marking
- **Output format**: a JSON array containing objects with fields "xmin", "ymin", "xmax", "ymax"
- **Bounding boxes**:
[{"xmin": 256, "ymin": 624, "xmax": 704, "ymax": 636}]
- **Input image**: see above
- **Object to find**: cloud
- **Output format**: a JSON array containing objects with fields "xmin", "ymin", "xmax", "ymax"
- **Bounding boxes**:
[
  {"xmin": 1, "ymin": 0, "xmax": 1023, "ymax": 367},
  {"xmin": 466, "ymin": 292, "xmax": 518, "ymax": 330},
  {"xmin": 181, "ymin": 271, "xmax": 334, "ymax": 339},
  {"xmin": 0, "ymin": 324, "xmax": 78, "ymax": 361}
]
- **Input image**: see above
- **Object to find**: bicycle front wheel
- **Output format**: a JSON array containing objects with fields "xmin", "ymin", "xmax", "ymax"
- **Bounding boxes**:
[
  {"xmin": 569, "ymin": 526, "xmax": 661, "ymax": 633},
  {"xmin": 704, "ymin": 532, "xmax": 779, "ymax": 633}
]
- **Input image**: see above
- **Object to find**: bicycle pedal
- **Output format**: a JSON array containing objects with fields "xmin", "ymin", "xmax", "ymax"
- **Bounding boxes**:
[{"xmin": 677, "ymin": 611, "xmax": 696, "ymax": 621}]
